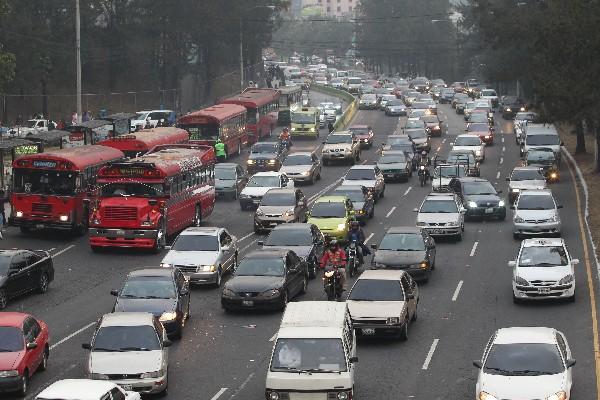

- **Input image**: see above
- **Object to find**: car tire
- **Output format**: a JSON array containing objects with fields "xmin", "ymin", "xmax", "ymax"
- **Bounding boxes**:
[
  {"xmin": 568, "ymin": 292, "xmax": 576, "ymax": 303},
  {"xmin": 39, "ymin": 347, "xmax": 49, "ymax": 371},
  {"xmin": 513, "ymin": 233, "xmax": 521, "ymax": 240},
  {"xmin": 380, "ymin": 186, "xmax": 385, "ymax": 198},
  {"xmin": 399, "ymin": 321, "xmax": 408, "ymax": 341},
  {"xmin": 38, "ymin": 272, "xmax": 49, "ymax": 294},
  {"xmin": 513, "ymin": 293, "xmax": 521, "ymax": 304},
  {"xmin": 323, "ymin": 159, "xmax": 329, "ymax": 166},
  {"xmin": 17, "ymin": 371, "xmax": 28, "ymax": 397},
  {"xmin": 240, "ymin": 203, "xmax": 247, "ymax": 211},
  {"xmin": 455, "ymin": 231, "xmax": 463, "ymax": 242},
  {"xmin": 214, "ymin": 267, "xmax": 222, "ymax": 288},
  {"xmin": 317, "ymin": 168, "xmax": 322, "ymax": 180},
  {"xmin": 369, "ymin": 207, "xmax": 374, "ymax": 219},
  {"xmin": 19, "ymin": 226, "xmax": 31, "ymax": 234}
]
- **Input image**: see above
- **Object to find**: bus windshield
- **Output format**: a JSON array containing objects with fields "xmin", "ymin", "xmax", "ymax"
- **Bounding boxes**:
[
  {"xmin": 100, "ymin": 182, "xmax": 165, "ymax": 197},
  {"xmin": 183, "ymin": 124, "xmax": 219, "ymax": 141},
  {"xmin": 291, "ymin": 113, "xmax": 315, "ymax": 124},
  {"xmin": 13, "ymin": 169, "xmax": 78, "ymax": 196}
]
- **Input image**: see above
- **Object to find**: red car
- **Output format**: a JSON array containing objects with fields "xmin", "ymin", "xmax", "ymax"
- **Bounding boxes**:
[
  {"xmin": 0, "ymin": 313, "xmax": 49, "ymax": 396},
  {"xmin": 467, "ymin": 122, "xmax": 494, "ymax": 145},
  {"xmin": 348, "ymin": 124, "xmax": 374, "ymax": 148}
]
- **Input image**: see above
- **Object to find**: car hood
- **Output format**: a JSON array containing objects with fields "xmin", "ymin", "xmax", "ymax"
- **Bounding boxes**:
[
  {"xmin": 258, "ymin": 205, "xmax": 294, "ymax": 215},
  {"xmin": 515, "ymin": 209, "xmax": 557, "ymax": 220},
  {"xmin": 453, "ymin": 145, "xmax": 480, "ymax": 153},
  {"xmin": 0, "ymin": 351, "xmax": 24, "ymax": 370},
  {"xmin": 308, "ymin": 217, "xmax": 346, "ymax": 231},
  {"xmin": 161, "ymin": 250, "xmax": 219, "ymax": 266},
  {"xmin": 249, "ymin": 153, "xmax": 278, "ymax": 160},
  {"xmin": 342, "ymin": 179, "xmax": 376, "ymax": 189},
  {"xmin": 417, "ymin": 213, "xmax": 460, "ymax": 224},
  {"xmin": 215, "ymin": 178, "xmax": 236, "ymax": 189},
  {"xmin": 114, "ymin": 298, "xmax": 177, "ymax": 316},
  {"xmin": 226, "ymin": 276, "xmax": 285, "ymax": 293},
  {"xmin": 264, "ymin": 245, "xmax": 312, "ymax": 259},
  {"xmin": 388, "ymin": 105, "xmax": 405, "ymax": 109},
  {"xmin": 432, "ymin": 177, "xmax": 452, "ymax": 187},
  {"xmin": 509, "ymin": 180, "xmax": 547, "ymax": 190},
  {"xmin": 377, "ymin": 162, "xmax": 408, "ymax": 170},
  {"xmin": 373, "ymin": 249, "xmax": 426, "ymax": 266},
  {"xmin": 516, "ymin": 264, "xmax": 572, "ymax": 282},
  {"xmin": 347, "ymin": 300, "xmax": 405, "ymax": 319},
  {"xmin": 89, "ymin": 350, "xmax": 164, "ymax": 374},
  {"xmin": 241, "ymin": 186, "xmax": 278, "ymax": 197},
  {"xmin": 411, "ymin": 137, "xmax": 428, "ymax": 144},
  {"xmin": 480, "ymin": 372, "xmax": 566, "ymax": 400},
  {"xmin": 280, "ymin": 165, "xmax": 311, "ymax": 175},
  {"xmin": 464, "ymin": 194, "xmax": 501, "ymax": 204},
  {"xmin": 323, "ymin": 143, "xmax": 352, "ymax": 150}
]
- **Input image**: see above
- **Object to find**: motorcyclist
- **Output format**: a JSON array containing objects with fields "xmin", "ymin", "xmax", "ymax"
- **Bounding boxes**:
[
  {"xmin": 279, "ymin": 127, "xmax": 292, "ymax": 148},
  {"xmin": 320, "ymin": 240, "xmax": 347, "ymax": 290},
  {"xmin": 345, "ymin": 220, "xmax": 371, "ymax": 265},
  {"xmin": 214, "ymin": 138, "xmax": 226, "ymax": 162},
  {"xmin": 419, "ymin": 150, "xmax": 430, "ymax": 166}
]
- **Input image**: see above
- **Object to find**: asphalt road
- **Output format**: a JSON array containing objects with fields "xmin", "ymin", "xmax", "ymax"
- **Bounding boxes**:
[{"xmin": 2, "ymin": 90, "xmax": 599, "ymax": 400}]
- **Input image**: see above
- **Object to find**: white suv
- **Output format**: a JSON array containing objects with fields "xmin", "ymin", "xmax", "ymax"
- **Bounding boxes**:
[
  {"xmin": 415, "ymin": 192, "xmax": 465, "ymax": 240},
  {"xmin": 509, "ymin": 238, "xmax": 578, "ymax": 303}
]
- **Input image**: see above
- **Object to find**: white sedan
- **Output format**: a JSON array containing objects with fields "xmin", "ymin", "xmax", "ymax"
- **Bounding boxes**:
[
  {"xmin": 474, "ymin": 327, "xmax": 575, "ymax": 400},
  {"xmin": 452, "ymin": 134, "xmax": 486, "ymax": 162}
]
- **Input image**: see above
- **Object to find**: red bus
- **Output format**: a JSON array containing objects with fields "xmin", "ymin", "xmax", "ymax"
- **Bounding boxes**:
[
  {"xmin": 177, "ymin": 104, "xmax": 247, "ymax": 158},
  {"xmin": 97, "ymin": 127, "xmax": 190, "ymax": 158},
  {"xmin": 88, "ymin": 143, "xmax": 216, "ymax": 251},
  {"xmin": 219, "ymin": 88, "xmax": 280, "ymax": 144},
  {"xmin": 9, "ymin": 145, "xmax": 125, "ymax": 234}
]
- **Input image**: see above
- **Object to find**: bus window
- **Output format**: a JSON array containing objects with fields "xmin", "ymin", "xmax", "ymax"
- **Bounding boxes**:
[
  {"xmin": 185, "ymin": 124, "xmax": 219, "ymax": 141},
  {"xmin": 13, "ymin": 170, "xmax": 77, "ymax": 196}
]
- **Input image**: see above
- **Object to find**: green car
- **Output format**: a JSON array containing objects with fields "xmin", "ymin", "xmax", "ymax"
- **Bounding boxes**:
[{"xmin": 307, "ymin": 195, "xmax": 355, "ymax": 241}]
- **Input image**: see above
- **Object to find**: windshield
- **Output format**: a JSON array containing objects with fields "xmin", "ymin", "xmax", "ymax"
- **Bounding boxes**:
[
  {"xmin": 120, "ymin": 276, "xmax": 176, "ymax": 299},
  {"xmin": 516, "ymin": 112, "xmax": 536, "ymax": 121},
  {"xmin": 348, "ymin": 279, "xmax": 404, "ymax": 301},
  {"xmin": 484, "ymin": 343, "xmax": 564, "ymax": 375},
  {"xmin": 346, "ymin": 169, "xmax": 375, "ymax": 180},
  {"xmin": 434, "ymin": 166, "xmax": 466, "ymax": 178},
  {"xmin": 172, "ymin": 234, "xmax": 218, "ymax": 251},
  {"xmin": 526, "ymin": 134, "xmax": 561, "ymax": 146},
  {"xmin": 326, "ymin": 135, "xmax": 352, "ymax": 144},
  {"xmin": 333, "ymin": 189, "xmax": 364, "ymax": 202},
  {"xmin": 291, "ymin": 113, "xmax": 315, "ymax": 124},
  {"xmin": 215, "ymin": 167, "xmax": 236, "ymax": 180},
  {"xmin": 13, "ymin": 169, "xmax": 78, "ymax": 196},
  {"xmin": 261, "ymin": 192, "xmax": 295, "ymax": 206},
  {"xmin": 100, "ymin": 182, "xmax": 164, "ymax": 197},
  {"xmin": 405, "ymin": 120, "xmax": 423, "ymax": 129},
  {"xmin": 247, "ymin": 176, "xmax": 280, "ymax": 188},
  {"xmin": 463, "ymin": 182, "xmax": 496, "ymax": 195},
  {"xmin": 409, "ymin": 110, "xmax": 426, "ymax": 118},
  {"xmin": 379, "ymin": 233, "xmax": 425, "ymax": 251},
  {"xmin": 519, "ymin": 246, "xmax": 568, "ymax": 267},
  {"xmin": 407, "ymin": 129, "xmax": 427, "ymax": 139},
  {"xmin": 517, "ymin": 194, "xmax": 555, "ymax": 210},
  {"xmin": 420, "ymin": 199, "xmax": 458, "ymax": 213},
  {"xmin": 349, "ymin": 127, "xmax": 369, "ymax": 135},
  {"xmin": 447, "ymin": 153, "xmax": 475, "ymax": 165},
  {"xmin": 511, "ymin": 169, "xmax": 545, "ymax": 181},
  {"xmin": 467, "ymin": 123, "xmax": 489, "ymax": 132},
  {"xmin": 469, "ymin": 114, "xmax": 488, "ymax": 123},
  {"xmin": 284, "ymin": 155, "xmax": 312, "ymax": 166},
  {"xmin": 378, "ymin": 154, "xmax": 407, "ymax": 164},
  {"xmin": 252, "ymin": 143, "xmax": 279, "ymax": 154},
  {"xmin": 26, "ymin": 120, "xmax": 39, "ymax": 128},
  {"xmin": 527, "ymin": 151, "xmax": 555, "ymax": 162},
  {"xmin": 0, "ymin": 327, "xmax": 23, "ymax": 352},
  {"xmin": 348, "ymin": 78, "xmax": 361, "ymax": 84},
  {"xmin": 310, "ymin": 202, "xmax": 346, "ymax": 218},
  {"xmin": 182, "ymin": 124, "xmax": 219, "ymax": 141},
  {"xmin": 388, "ymin": 100, "xmax": 403, "ymax": 106},
  {"xmin": 455, "ymin": 136, "xmax": 481, "ymax": 146},
  {"xmin": 265, "ymin": 229, "xmax": 312, "ymax": 246},
  {"xmin": 422, "ymin": 116, "xmax": 438, "ymax": 124},
  {"xmin": 482, "ymin": 90, "xmax": 496, "ymax": 96},
  {"xmin": 361, "ymin": 95, "xmax": 376, "ymax": 101},
  {"xmin": 271, "ymin": 338, "xmax": 347, "ymax": 372},
  {"xmin": 135, "ymin": 112, "xmax": 148, "ymax": 120},
  {"xmin": 92, "ymin": 325, "xmax": 161, "ymax": 352},
  {"xmin": 388, "ymin": 136, "xmax": 411, "ymax": 146},
  {"xmin": 235, "ymin": 257, "xmax": 284, "ymax": 276}
]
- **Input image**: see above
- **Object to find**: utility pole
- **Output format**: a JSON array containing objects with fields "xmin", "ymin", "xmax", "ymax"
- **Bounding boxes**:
[
  {"xmin": 76, "ymin": 0, "xmax": 82, "ymax": 123},
  {"xmin": 240, "ymin": 17, "xmax": 244, "ymax": 92}
]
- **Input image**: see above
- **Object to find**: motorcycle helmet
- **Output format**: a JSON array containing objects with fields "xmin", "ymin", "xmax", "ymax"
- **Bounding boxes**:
[
  {"xmin": 282, "ymin": 127, "xmax": 289, "ymax": 133},
  {"xmin": 350, "ymin": 220, "xmax": 360, "ymax": 228},
  {"xmin": 329, "ymin": 239, "xmax": 338, "ymax": 249},
  {"xmin": 421, "ymin": 150, "xmax": 428, "ymax": 156}
]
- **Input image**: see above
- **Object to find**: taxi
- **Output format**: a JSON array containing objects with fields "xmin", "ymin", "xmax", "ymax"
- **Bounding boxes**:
[{"xmin": 307, "ymin": 195, "xmax": 355, "ymax": 241}]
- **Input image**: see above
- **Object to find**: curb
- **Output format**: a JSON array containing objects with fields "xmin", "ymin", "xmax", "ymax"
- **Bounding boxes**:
[{"xmin": 562, "ymin": 147, "xmax": 600, "ymax": 276}]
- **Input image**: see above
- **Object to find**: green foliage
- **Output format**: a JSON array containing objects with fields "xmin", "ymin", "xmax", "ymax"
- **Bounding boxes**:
[{"xmin": 0, "ymin": 0, "xmax": 15, "ymax": 91}]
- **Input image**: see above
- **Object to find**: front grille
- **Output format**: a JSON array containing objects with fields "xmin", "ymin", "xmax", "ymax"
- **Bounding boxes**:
[
  {"xmin": 525, "ymin": 219, "xmax": 549, "ymax": 224},
  {"xmin": 175, "ymin": 265, "xmax": 199, "ymax": 273},
  {"xmin": 265, "ymin": 214, "xmax": 283, "ymax": 218},
  {"xmin": 32, "ymin": 203, "xmax": 52, "ymax": 214},
  {"xmin": 530, "ymin": 280, "xmax": 557, "ymax": 286},
  {"xmin": 476, "ymin": 201, "xmax": 499, "ymax": 207},
  {"xmin": 428, "ymin": 222, "xmax": 447, "ymax": 226},
  {"xmin": 236, "ymin": 292, "xmax": 259, "ymax": 297},
  {"xmin": 355, "ymin": 319, "xmax": 387, "ymax": 325},
  {"xmin": 107, "ymin": 373, "xmax": 142, "ymax": 380},
  {"xmin": 102, "ymin": 206, "xmax": 137, "ymax": 221}
]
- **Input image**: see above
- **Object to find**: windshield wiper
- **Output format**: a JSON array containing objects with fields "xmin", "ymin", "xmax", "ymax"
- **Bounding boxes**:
[
  {"xmin": 509, "ymin": 369, "xmax": 546, "ymax": 376},
  {"xmin": 484, "ymin": 366, "xmax": 512, "ymax": 374},
  {"xmin": 349, "ymin": 298, "xmax": 376, "ymax": 301},
  {"xmin": 0, "ymin": 348, "xmax": 17, "ymax": 352},
  {"xmin": 118, "ymin": 346, "xmax": 152, "ymax": 351},
  {"xmin": 92, "ymin": 347, "xmax": 123, "ymax": 352},
  {"xmin": 526, "ymin": 262, "xmax": 561, "ymax": 267},
  {"xmin": 298, "ymin": 368, "xmax": 342, "ymax": 373}
]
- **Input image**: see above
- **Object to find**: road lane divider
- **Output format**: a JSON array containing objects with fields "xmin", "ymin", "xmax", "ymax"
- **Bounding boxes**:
[
  {"xmin": 49, "ymin": 321, "xmax": 96, "ymax": 350},
  {"xmin": 499, "ymin": 157, "xmax": 504, "ymax": 164},
  {"xmin": 496, "ymin": 171, "xmax": 501, "ymax": 179},
  {"xmin": 502, "ymin": 146, "xmax": 506, "ymax": 152},
  {"xmin": 239, "ymin": 239, "xmax": 258, "ymax": 255},
  {"xmin": 422, "ymin": 338, "xmax": 439, "ymax": 370},
  {"xmin": 268, "ymin": 333, "xmax": 277, "ymax": 342},
  {"xmin": 210, "ymin": 388, "xmax": 228, "ymax": 400},
  {"xmin": 386, "ymin": 206, "xmax": 397, "ymax": 218},
  {"xmin": 364, "ymin": 233, "xmax": 374, "ymax": 244},
  {"xmin": 238, "ymin": 232, "xmax": 255, "ymax": 243},
  {"xmin": 403, "ymin": 187, "xmax": 412, "ymax": 196},
  {"xmin": 52, "ymin": 245, "xmax": 75, "ymax": 258},
  {"xmin": 469, "ymin": 241, "xmax": 479, "ymax": 257},
  {"xmin": 451, "ymin": 280, "xmax": 464, "ymax": 302}
]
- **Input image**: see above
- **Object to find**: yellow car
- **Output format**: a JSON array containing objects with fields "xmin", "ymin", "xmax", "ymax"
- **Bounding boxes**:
[
  {"xmin": 307, "ymin": 195, "xmax": 355, "ymax": 241},
  {"xmin": 290, "ymin": 107, "xmax": 319, "ymax": 139}
]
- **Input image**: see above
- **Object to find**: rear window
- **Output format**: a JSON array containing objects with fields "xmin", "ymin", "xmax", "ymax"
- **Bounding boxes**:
[{"xmin": 348, "ymin": 279, "xmax": 404, "ymax": 301}]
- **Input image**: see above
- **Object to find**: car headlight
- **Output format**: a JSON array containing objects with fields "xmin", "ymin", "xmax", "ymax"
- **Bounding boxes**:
[
  {"xmin": 59, "ymin": 215, "xmax": 69, "ymax": 222},
  {"xmin": 310, "ymin": 127, "xmax": 315, "ymax": 132},
  {"xmin": 259, "ymin": 288, "xmax": 280, "ymax": 298},
  {"xmin": 268, "ymin": 392, "xmax": 280, "ymax": 400},
  {"xmin": 291, "ymin": 127, "xmax": 296, "ymax": 131},
  {"xmin": 301, "ymin": 171, "xmax": 310, "ymax": 176},
  {"xmin": 222, "ymin": 288, "xmax": 235, "ymax": 297},
  {"xmin": 520, "ymin": 107, "xmax": 526, "ymax": 111},
  {"xmin": 159, "ymin": 311, "xmax": 177, "ymax": 322},
  {"xmin": 255, "ymin": 209, "xmax": 265, "ymax": 216},
  {"xmin": 514, "ymin": 216, "xmax": 525, "ymax": 223},
  {"xmin": 546, "ymin": 391, "xmax": 567, "ymax": 400},
  {"xmin": 141, "ymin": 369, "xmax": 164, "ymax": 379},
  {"xmin": 15, "ymin": 211, "xmax": 23, "ymax": 217},
  {"xmin": 337, "ymin": 392, "xmax": 349, "ymax": 400},
  {"xmin": 386, "ymin": 317, "xmax": 400, "ymax": 325},
  {"xmin": 506, "ymin": 107, "xmax": 512, "ymax": 112},
  {"xmin": 201, "ymin": 265, "xmax": 216, "ymax": 272},
  {"xmin": 419, "ymin": 261, "xmax": 429, "ymax": 270},
  {"xmin": 160, "ymin": 263, "xmax": 173, "ymax": 268},
  {"xmin": 468, "ymin": 201, "xmax": 478, "ymax": 208},
  {"xmin": 284, "ymin": 209, "xmax": 295, "ymax": 217},
  {"xmin": 141, "ymin": 220, "xmax": 153, "ymax": 227},
  {"xmin": 0, "ymin": 370, "xmax": 19, "ymax": 378},
  {"xmin": 247, "ymin": 160, "xmax": 255, "ymax": 165},
  {"xmin": 239, "ymin": 193, "xmax": 250, "ymax": 199},
  {"xmin": 559, "ymin": 274, "xmax": 574, "ymax": 285},
  {"xmin": 268, "ymin": 159, "xmax": 276, "ymax": 165},
  {"xmin": 89, "ymin": 373, "xmax": 109, "ymax": 380},
  {"xmin": 514, "ymin": 276, "xmax": 529, "ymax": 286},
  {"xmin": 498, "ymin": 200, "xmax": 505, "ymax": 207},
  {"xmin": 479, "ymin": 392, "xmax": 498, "ymax": 400},
  {"xmin": 92, "ymin": 218, "xmax": 101, "ymax": 225},
  {"xmin": 416, "ymin": 221, "xmax": 426, "ymax": 226},
  {"xmin": 336, "ymin": 223, "xmax": 346, "ymax": 231},
  {"xmin": 548, "ymin": 214, "xmax": 558, "ymax": 222},
  {"xmin": 511, "ymin": 188, "xmax": 520, "ymax": 193}
]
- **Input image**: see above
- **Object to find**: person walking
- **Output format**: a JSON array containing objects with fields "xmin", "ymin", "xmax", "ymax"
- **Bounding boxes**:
[
  {"xmin": 214, "ymin": 139, "xmax": 226, "ymax": 162},
  {"xmin": 0, "ymin": 189, "xmax": 6, "ymax": 240}
]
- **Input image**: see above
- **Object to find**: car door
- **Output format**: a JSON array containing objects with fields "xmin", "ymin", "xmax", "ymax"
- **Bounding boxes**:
[
  {"xmin": 285, "ymin": 254, "xmax": 301, "ymax": 296},
  {"xmin": 400, "ymin": 274, "xmax": 416, "ymax": 320},
  {"xmin": 22, "ymin": 317, "xmax": 44, "ymax": 372},
  {"xmin": 219, "ymin": 231, "xmax": 235, "ymax": 272},
  {"xmin": 174, "ymin": 270, "xmax": 189, "ymax": 319},
  {"xmin": 6, "ymin": 253, "xmax": 29, "ymax": 297},
  {"xmin": 23, "ymin": 251, "xmax": 43, "ymax": 293}
]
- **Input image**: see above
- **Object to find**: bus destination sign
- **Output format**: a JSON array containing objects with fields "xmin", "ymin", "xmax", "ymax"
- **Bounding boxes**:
[{"xmin": 32, "ymin": 160, "xmax": 58, "ymax": 168}]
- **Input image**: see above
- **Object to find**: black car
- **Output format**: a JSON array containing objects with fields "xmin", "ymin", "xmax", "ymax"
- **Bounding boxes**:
[
  {"xmin": 246, "ymin": 142, "xmax": 287, "ymax": 174},
  {"xmin": 214, "ymin": 163, "xmax": 248, "ymax": 200},
  {"xmin": 333, "ymin": 185, "xmax": 375, "ymax": 224},
  {"xmin": 0, "ymin": 249, "xmax": 53, "ymax": 309},
  {"xmin": 448, "ymin": 177, "xmax": 506, "ymax": 220},
  {"xmin": 500, "ymin": 96, "xmax": 527, "ymax": 119},
  {"xmin": 221, "ymin": 249, "xmax": 308, "ymax": 311},
  {"xmin": 258, "ymin": 223, "xmax": 325, "ymax": 278},
  {"xmin": 370, "ymin": 227, "xmax": 436, "ymax": 282},
  {"xmin": 111, "ymin": 268, "xmax": 190, "ymax": 339},
  {"xmin": 376, "ymin": 152, "xmax": 412, "ymax": 182}
]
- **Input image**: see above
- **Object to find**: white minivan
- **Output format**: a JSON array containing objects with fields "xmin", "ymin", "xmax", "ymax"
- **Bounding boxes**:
[
  {"xmin": 266, "ymin": 302, "xmax": 357, "ymax": 400},
  {"xmin": 521, "ymin": 123, "xmax": 562, "ymax": 162}
]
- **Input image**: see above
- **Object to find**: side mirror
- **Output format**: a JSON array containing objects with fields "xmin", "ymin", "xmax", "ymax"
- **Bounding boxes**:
[
  {"xmin": 349, "ymin": 356, "xmax": 358, "ymax": 363},
  {"xmin": 566, "ymin": 359, "xmax": 576, "ymax": 368},
  {"xmin": 26, "ymin": 342, "xmax": 37, "ymax": 350},
  {"xmin": 110, "ymin": 289, "xmax": 119, "ymax": 296},
  {"xmin": 82, "ymin": 343, "xmax": 92, "ymax": 350},
  {"xmin": 163, "ymin": 339, "xmax": 172, "ymax": 347},
  {"xmin": 413, "ymin": 208, "xmax": 419, "ymax": 213},
  {"xmin": 572, "ymin": 259, "xmax": 580, "ymax": 265},
  {"xmin": 472, "ymin": 360, "xmax": 483, "ymax": 369},
  {"xmin": 460, "ymin": 207, "xmax": 467, "ymax": 213},
  {"xmin": 508, "ymin": 261, "xmax": 517, "ymax": 267},
  {"xmin": 557, "ymin": 205, "xmax": 563, "ymax": 209},
  {"xmin": 257, "ymin": 240, "xmax": 264, "ymax": 246}
]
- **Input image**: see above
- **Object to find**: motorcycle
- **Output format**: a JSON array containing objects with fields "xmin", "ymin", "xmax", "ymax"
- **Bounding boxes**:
[
  {"xmin": 418, "ymin": 164, "xmax": 430, "ymax": 187},
  {"xmin": 323, "ymin": 264, "xmax": 344, "ymax": 301},
  {"xmin": 346, "ymin": 240, "xmax": 360, "ymax": 277},
  {"xmin": 280, "ymin": 138, "xmax": 291, "ymax": 150}
]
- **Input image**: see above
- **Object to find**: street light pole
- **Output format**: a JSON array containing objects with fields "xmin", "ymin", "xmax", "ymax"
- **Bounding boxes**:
[
  {"xmin": 240, "ymin": 17, "xmax": 244, "ymax": 92},
  {"xmin": 75, "ymin": 0, "xmax": 82, "ymax": 123}
]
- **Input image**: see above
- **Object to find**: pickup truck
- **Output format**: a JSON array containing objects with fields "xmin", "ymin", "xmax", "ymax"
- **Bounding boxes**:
[{"xmin": 9, "ymin": 119, "xmax": 55, "ymax": 136}]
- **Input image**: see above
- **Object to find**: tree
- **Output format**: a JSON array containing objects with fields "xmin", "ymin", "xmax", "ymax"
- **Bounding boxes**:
[{"xmin": 0, "ymin": 0, "xmax": 15, "ymax": 93}]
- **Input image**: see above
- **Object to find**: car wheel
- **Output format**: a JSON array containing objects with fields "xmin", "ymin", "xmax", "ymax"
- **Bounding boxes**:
[
  {"xmin": 455, "ymin": 231, "xmax": 463, "ymax": 242},
  {"xmin": 300, "ymin": 275, "xmax": 308, "ymax": 294},
  {"xmin": 568, "ymin": 292, "xmax": 576, "ymax": 303},
  {"xmin": 20, "ymin": 226, "xmax": 31, "ymax": 234},
  {"xmin": 380, "ymin": 186, "xmax": 385, "ymax": 198},
  {"xmin": 350, "ymin": 157, "xmax": 355, "ymax": 166},
  {"xmin": 513, "ymin": 233, "xmax": 521, "ymax": 240},
  {"xmin": 310, "ymin": 173, "xmax": 315, "ymax": 185},
  {"xmin": 369, "ymin": 207, "xmax": 374, "ymax": 219},
  {"xmin": 323, "ymin": 159, "xmax": 329, "ymax": 166},
  {"xmin": 39, "ymin": 347, "xmax": 49, "ymax": 371},
  {"xmin": 399, "ymin": 321, "xmax": 408, "ymax": 341},
  {"xmin": 240, "ymin": 203, "xmax": 247, "ymax": 211},
  {"xmin": 214, "ymin": 267, "xmax": 222, "ymax": 288},
  {"xmin": 0, "ymin": 289, "xmax": 8, "ymax": 310},
  {"xmin": 316, "ymin": 168, "xmax": 322, "ymax": 180},
  {"xmin": 38, "ymin": 272, "xmax": 49, "ymax": 294},
  {"xmin": 17, "ymin": 371, "xmax": 28, "ymax": 397}
]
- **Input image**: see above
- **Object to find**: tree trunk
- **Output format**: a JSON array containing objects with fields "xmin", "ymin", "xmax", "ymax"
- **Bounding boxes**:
[{"xmin": 575, "ymin": 119, "xmax": 586, "ymax": 154}]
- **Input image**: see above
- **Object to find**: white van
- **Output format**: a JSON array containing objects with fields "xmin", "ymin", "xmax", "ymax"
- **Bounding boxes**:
[
  {"xmin": 521, "ymin": 123, "xmax": 562, "ymax": 162},
  {"xmin": 266, "ymin": 301, "xmax": 357, "ymax": 400}
]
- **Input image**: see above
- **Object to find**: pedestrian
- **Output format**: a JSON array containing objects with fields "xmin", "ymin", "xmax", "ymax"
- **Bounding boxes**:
[
  {"xmin": 71, "ymin": 111, "xmax": 78, "ymax": 125},
  {"xmin": 56, "ymin": 119, "xmax": 65, "ymax": 130},
  {"xmin": 82, "ymin": 110, "xmax": 91, "ymax": 122},
  {"xmin": 0, "ymin": 189, "xmax": 6, "ymax": 240},
  {"xmin": 214, "ymin": 138, "xmax": 226, "ymax": 162}
]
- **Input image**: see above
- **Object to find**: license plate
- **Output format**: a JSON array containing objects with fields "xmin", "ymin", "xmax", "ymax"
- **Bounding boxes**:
[
  {"xmin": 538, "ymin": 287, "xmax": 550, "ymax": 294},
  {"xmin": 361, "ymin": 328, "xmax": 376, "ymax": 336},
  {"xmin": 36, "ymin": 224, "xmax": 44, "ymax": 229},
  {"xmin": 116, "ymin": 229, "xmax": 125, "ymax": 236},
  {"xmin": 121, "ymin": 385, "xmax": 132, "ymax": 391},
  {"xmin": 242, "ymin": 300, "xmax": 254, "ymax": 307},
  {"xmin": 252, "ymin": 200, "xmax": 260, "ymax": 204},
  {"xmin": 385, "ymin": 174, "xmax": 394, "ymax": 177},
  {"xmin": 485, "ymin": 208, "xmax": 494, "ymax": 214},
  {"xmin": 430, "ymin": 229, "xmax": 444, "ymax": 234}
]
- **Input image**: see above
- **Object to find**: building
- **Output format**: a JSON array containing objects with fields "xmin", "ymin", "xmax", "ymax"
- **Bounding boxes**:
[{"xmin": 303, "ymin": 0, "xmax": 357, "ymax": 18}]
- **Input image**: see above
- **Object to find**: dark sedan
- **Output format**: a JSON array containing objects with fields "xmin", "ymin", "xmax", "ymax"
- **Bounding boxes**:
[
  {"xmin": 449, "ymin": 177, "xmax": 506, "ymax": 220},
  {"xmin": 500, "ymin": 96, "xmax": 527, "ymax": 119},
  {"xmin": 111, "ymin": 268, "xmax": 190, "ymax": 339},
  {"xmin": 246, "ymin": 142, "xmax": 287, "ymax": 174},
  {"xmin": 376, "ymin": 152, "xmax": 412, "ymax": 182},
  {"xmin": 422, "ymin": 115, "xmax": 445, "ymax": 137},
  {"xmin": 333, "ymin": 185, "xmax": 375, "ymax": 224},
  {"xmin": 258, "ymin": 223, "xmax": 325, "ymax": 278},
  {"xmin": 0, "ymin": 249, "xmax": 53, "ymax": 309},
  {"xmin": 221, "ymin": 249, "xmax": 308, "ymax": 311},
  {"xmin": 215, "ymin": 163, "xmax": 248, "ymax": 200},
  {"xmin": 370, "ymin": 227, "xmax": 436, "ymax": 282}
]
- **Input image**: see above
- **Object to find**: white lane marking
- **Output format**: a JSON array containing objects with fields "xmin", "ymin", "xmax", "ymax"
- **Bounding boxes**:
[
  {"xmin": 496, "ymin": 171, "xmax": 501, "ymax": 179},
  {"xmin": 441, "ymin": 138, "xmax": 446, "ymax": 144},
  {"xmin": 502, "ymin": 136, "xmax": 505, "ymax": 143},
  {"xmin": 364, "ymin": 233, "xmax": 374, "ymax": 244},
  {"xmin": 436, "ymin": 146, "xmax": 441, "ymax": 152},
  {"xmin": 48, "ymin": 247, "xmax": 56, "ymax": 252},
  {"xmin": 469, "ymin": 241, "xmax": 479, "ymax": 257},
  {"xmin": 452, "ymin": 280, "xmax": 464, "ymax": 302},
  {"xmin": 403, "ymin": 187, "xmax": 412, "ymax": 196},
  {"xmin": 49, "ymin": 322, "xmax": 96, "ymax": 350},
  {"xmin": 211, "ymin": 388, "xmax": 228, "ymax": 400},
  {"xmin": 238, "ymin": 232, "xmax": 255, "ymax": 243},
  {"xmin": 229, "ymin": 371, "xmax": 256, "ymax": 398},
  {"xmin": 502, "ymin": 146, "xmax": 506, "ymax": 152},
  {"xmin": 307, "ymin": 177, "xmax": 344, "ymax": 205},
  {"xmin": 240, "ymin": 239, "xmax": 258, "ymax": 254},
  {"xmin": 386, "ymin": 206, "xmax": 397, "ymax": 218},
  {"xmin": 422, "ymin": 339, "xmax": 440, "ymax": 370},
  {"xmin": 52, "ymin": 245, "xmax": 75, "ymax": 257},
  {"xmin": 361, "ymin": 159, "xmax": 368, "ymax": 164},
  {"xmin": 499, "ymin": 157, "xmax": 504, "ymax": 164},
  {"xmin": 268, "ymin": 333, "xmax": 277, "ymax": 342}
]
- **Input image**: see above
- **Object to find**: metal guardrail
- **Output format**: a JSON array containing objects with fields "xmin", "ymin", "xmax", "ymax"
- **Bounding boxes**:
[{"xmin": 311, "ymin": 84, "xmax": 358, "ymax": 131}]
